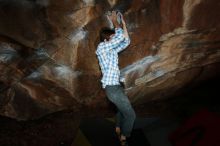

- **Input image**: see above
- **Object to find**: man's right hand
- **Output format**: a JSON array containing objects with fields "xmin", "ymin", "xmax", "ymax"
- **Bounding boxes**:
[
  {"xmin": 121, "ymin": 15, "xmax": 126, "ymax": 26},
  {"xmin": 121, "ymin": 15, "xmax": 129, "ymax": 39}
]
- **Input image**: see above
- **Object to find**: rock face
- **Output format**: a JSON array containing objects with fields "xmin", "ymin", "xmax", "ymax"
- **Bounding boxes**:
[{"xmin": 0, "ymin": 0, "xmax": 220, "ymax": 120}]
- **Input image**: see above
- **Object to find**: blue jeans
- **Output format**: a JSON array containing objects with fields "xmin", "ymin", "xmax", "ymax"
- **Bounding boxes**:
[{"xmin": 105, "ymin": 85, "xmax": 136, "ymax": 137}]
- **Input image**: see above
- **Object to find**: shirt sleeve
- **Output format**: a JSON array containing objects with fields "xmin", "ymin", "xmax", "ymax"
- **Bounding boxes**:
[
  {"xmin": 114, "ymin": 37, "xmax": 130, "ymax": 53},
  {"xmin": 96, "ymin": 28, "xmax": 125, "ymax": 55},
  {"xmin": 107, "ymin": 28, "xmax": 125, "ymax": 48}
]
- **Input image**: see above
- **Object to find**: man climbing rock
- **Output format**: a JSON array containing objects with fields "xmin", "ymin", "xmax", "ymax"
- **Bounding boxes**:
[{"xmin": 96, "ymin": 11, "xmax": 136, "ymax": 146}]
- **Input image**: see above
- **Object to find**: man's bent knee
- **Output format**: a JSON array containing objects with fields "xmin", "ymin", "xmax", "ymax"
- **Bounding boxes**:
[{"xmin": 125, "ymin": 109, "xmax": 136, "ymax": 122}]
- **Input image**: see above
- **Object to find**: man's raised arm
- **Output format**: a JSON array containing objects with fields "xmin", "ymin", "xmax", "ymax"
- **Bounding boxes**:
[
  {"xmin": 104, "ymin": 11, "xmax": 126, "ymax": 49},
  {"xmin": 114, "ymin": 14, "xmax": 131, "ymax": 53}
]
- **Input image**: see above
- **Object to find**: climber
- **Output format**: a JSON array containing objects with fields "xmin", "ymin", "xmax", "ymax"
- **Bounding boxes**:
[{"xmin": 96, "ymin": 11, "xmax": 136, "ymax": 146}]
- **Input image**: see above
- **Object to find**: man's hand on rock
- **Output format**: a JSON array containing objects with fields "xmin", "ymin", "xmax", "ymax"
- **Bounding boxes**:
[{"xmin": 108, "ymin": 11, "xmax": 120, "ymax": 28}]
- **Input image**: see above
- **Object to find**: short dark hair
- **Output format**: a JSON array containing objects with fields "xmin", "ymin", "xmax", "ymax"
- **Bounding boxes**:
[{"xmin": 99, "ymin": 27, "xmax": 115, "ymax": 42}]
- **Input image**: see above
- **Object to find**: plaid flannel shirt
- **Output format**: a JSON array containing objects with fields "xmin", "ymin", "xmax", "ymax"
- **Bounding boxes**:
[{"xmin": 96, "ymin": 28, "xmax": 130, "ymax": 88}]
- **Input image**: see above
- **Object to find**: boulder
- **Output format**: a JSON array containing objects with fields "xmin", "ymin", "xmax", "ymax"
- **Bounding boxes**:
[{"xmin": 0, "ymin": 0, "xmax": 220, "ymax": 121}]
